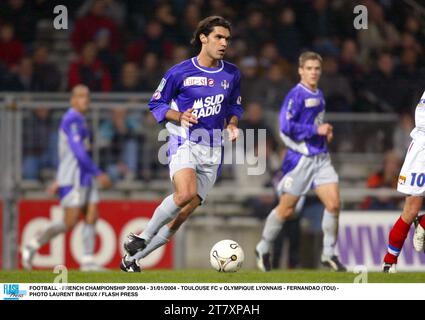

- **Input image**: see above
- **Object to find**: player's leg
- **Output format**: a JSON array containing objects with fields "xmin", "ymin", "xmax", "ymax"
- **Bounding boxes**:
[
  {"xmin": 314, "ymin": 182, "xmax": 346, "ymax": 271},
  {"xmin": 255, "ymin": 193, "xmax": 300, "ymax": 271},
  {"xmin": 383, "ymin": 196, "xmax": 422, "ymax": 272},
  {"xmin": 129, "ymin": 196, "xmax": 202, "ymax": 262},
  {"xmin": 124, "ymin": 168, "xmax": 197, "ymax": 257},
  {"xmin": 22, "ymin": 207, "xmax": 80, "ymax": 270},
  {"xmin": 80, "ymin": 201, "xmax": 100, "ymax": 271}
]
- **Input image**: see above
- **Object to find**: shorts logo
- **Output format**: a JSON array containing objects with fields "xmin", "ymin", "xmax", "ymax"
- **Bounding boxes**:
[
  {"xmin": 208, "ymin": 79, "xmax": 215, "ymax": 87},
  {"xmin": 284, "ymin": 177, "xmax": 293, "ymax": 189},
  {"xmin": 184, "ymin": 77, "xmax": 207, "ymax": 87},
  {"xmin": 398, "ymin": 175, "xmax": 406, "ymax": 185}
]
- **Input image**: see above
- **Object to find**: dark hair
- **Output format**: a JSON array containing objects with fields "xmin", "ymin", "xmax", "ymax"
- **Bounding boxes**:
[{"xmin": 190, "ymin": 16, "xmax": 231, "ymax": 48}]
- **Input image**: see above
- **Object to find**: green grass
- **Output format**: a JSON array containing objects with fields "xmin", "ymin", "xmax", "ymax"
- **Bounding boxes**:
[{"xmin": 1, "ymin": 269, "xmax": 425, "ymax": 283}]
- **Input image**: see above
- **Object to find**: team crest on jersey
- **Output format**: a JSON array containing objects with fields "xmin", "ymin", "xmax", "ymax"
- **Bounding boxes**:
[
  {"xmin": 221, "ymin": 80, "xmax": 229, "ymax": 90},
  {"xmin": 398, "ymin": 175, "xmax": 406, "ymax": 185},
  {"xmin": 184, "ymin": 77, "xmax": 207, "ymax": 87},
  {"xmin": 305, "ymin": 98, "xmax": 320, "ymax": 108},
  {"xmin": 237, "ymin": 96, "xmax": 242, "ymax": 105},
  {"xmin": 208, "ymin": 78, "xmax": 215, "ymax": 87}
]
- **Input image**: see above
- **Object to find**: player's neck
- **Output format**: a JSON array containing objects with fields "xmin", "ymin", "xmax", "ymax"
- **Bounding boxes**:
[
  {"xmin": 300, "ymin": 81, "xmax": 318, "ymax": 92},
  {"xmin": 196, "ymin": 53, "xmax": 219, "ymax": 68}
]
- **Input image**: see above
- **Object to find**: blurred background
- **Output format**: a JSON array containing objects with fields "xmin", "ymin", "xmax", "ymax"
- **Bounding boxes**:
[{"xmin": 1, "ymin": 0, "xmax": 425, "ymax": 272}]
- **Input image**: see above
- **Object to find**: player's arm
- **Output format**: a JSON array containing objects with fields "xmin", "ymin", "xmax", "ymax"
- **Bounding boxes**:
[
  {"xmin": 63, "ymin": 120, "xmax": 111, "ymax": 188},
  {"xmin": 280, "ymin": 95, "xmax": 331, "ymax": 141},
  {"xmin": 226, "ymin": 69, "xmax": 243, "ymax": 141}
]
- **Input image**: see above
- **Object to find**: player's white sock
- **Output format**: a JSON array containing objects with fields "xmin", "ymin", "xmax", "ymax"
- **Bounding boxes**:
[
  {"xmin": 83, "ymin": 223, "xmax": 96, "ymax": 256},
  {"xmin": 139, "ymin": 194, "xmax": 180, "ymax": 243},
  {"xmin": 322, "ymin": 209, "xmax": 338, "ymax": 258},
  {"xmin": 35, "ymin": 221, "xmax": 67, "ymax": 248},
  {"xmin": 132, "ymin": 226, "xmax": 175, "ymax": 261},
  {"xmin": 256, "ymin": 209, "xmax": 284, "ymax": 254}
]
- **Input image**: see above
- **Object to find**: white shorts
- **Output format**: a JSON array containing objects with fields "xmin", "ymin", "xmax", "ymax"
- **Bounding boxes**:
[
  {"xmin": 60, "ymin": 185, "xmax": 99, "ymax": 208},
  {"xmin": 276, "ymin": 152, "xmax": 339, "ymax": 196},
  {"xmin": 397, "ymin": 140, "xmax": 425, "ymax": 196},
  {"xmin": 169, "ymin": 140, "xmax": 221, "ymax": 202}
]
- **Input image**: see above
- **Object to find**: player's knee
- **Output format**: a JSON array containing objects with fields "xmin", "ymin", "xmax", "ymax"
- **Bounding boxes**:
[
  {"xmin": 275, "ymin": 206, "xmax": 295, "ymax": 220},
  {"xmin": 65, "ymin": 219, "xmax": 78, "ymax": 230},
  {"xmin": 325, "ymin": 201, "xmax": 340, "ymax": 215},
  {"xmin": 174, "ymin": 191, "xmax": 197, "ymax": 207}
]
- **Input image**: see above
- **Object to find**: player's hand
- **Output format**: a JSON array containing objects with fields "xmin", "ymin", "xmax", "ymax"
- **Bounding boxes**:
[
  {"xmin": 180, "ymin": 108, "xmax": 198, "ymax": 128},
  {"xmin": 226, "ymin": 123, "xmax": 239, "ymax": 142},
  {"xmin": 317, "ymin": 123, "xmax": 333, "ymax": 136},
  {"xmin": 96, "ymin": 173, "xmax": 112, "ymax": 189},
  {"xmin": 46, "ymin": 181, "xmax": 59, "ymax": 197}
]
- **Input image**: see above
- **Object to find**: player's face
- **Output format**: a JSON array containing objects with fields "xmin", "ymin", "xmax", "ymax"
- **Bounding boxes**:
[
  {"xmin": 299, "ymin": 59, "xmax": 322, "ymax": 89},
  {"xmin": 71, "ymin": 87, "xmax": 90, "ymax": 113},
  {"xmin": 205, "ymin": 26, "xmax": 231, "ymax": 60}
]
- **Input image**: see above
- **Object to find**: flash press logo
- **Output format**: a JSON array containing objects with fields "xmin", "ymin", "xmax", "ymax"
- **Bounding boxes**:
[{"xmin": 3, "ymin": 284, "xmax": 27, "ymax": 300}]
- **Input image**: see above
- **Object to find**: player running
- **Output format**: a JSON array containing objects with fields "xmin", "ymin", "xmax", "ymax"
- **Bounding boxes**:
[
  {"xmin": 120, "ymin": 16, "xmax": 243, "ymax": 272},
  {"xmin": 383, "ymin": 91, "xmax": 425, "ymax": 273},
  {"xmin": 21, "ymin": 84, "xmax": 111, "ymax": 271},
  {"xmin": 255, "ymin": 51, "xmax": 347, "ymax": 272}
]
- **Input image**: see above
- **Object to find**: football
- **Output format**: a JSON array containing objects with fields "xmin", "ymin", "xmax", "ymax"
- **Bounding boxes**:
[{"xmin": 209, "ymin": 239, "xmax": 244, "ymax": 272}]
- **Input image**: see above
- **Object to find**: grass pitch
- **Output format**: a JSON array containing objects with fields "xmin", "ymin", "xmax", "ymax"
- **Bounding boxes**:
[{"xmin": 1, "ymin": 269, "xmax": 425, "ymax": 283}]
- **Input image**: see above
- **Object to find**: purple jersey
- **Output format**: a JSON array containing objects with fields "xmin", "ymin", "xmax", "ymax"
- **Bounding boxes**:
[
  {"xmin": 279, "ymin": 83, "xmax": 327, "ymax": 156},
  {"xmin": 57, "ymin": 108, "xmax": 101, "ymax": 189},
  {"xmin": 148, "ymin": 57, "xmax": 243, "ymax": 147}
]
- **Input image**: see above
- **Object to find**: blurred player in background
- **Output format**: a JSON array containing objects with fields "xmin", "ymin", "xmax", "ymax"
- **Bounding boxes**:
[
  {"xmin": 120, "ymin": 16, "xmax": 243, "ymax": 272},
  {"xmin": 22, "ymin": 84, "xmax": 111, "ymax": 271},
  {"xmin": 255, "ymin": 51, "xmax": 347, "ymax": 272},
  {"xmin": 383, "ymin": 91, "xmax": 425, "ymax": 273}
]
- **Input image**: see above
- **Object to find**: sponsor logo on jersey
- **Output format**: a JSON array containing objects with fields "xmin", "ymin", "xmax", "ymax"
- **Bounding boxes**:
[
  {"xmin": 305, "ymin": 98, "xmax": 320, "ymax": 108},
  {"xmin": 208, "ymin": 78, "xmax": 215, "ymax": 87},
  {"xmin": 156, "ymin": 78, "xmax": 166, "ymax": 92},
  {"xmin": 183, "ymin": 77, "xmax": 207, "ymax": 87},
  {"xmin": 152, "ymin": 90, "xmax": 161, "ymax": 100},
  {"xmin": 286, "ymin": 99, "xmax": 294, "ymax": 120},
  {"xmin": 221, "ymin": 79, "xmax": 229, "ymax": 90},
  {"xmin": 398, "ymin": 175, "xmax": 406, "ymax": 185},
  {"xmin": 191, "ymin": 94, "xmax": 224, "ymax": 118}
]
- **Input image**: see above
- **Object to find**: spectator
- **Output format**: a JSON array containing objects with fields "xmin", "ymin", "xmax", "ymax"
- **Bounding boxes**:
[
  {"xmin": 393, "ymin": 113, "xmax": 414, "ymax": 159},
  {"xmin": 5, "ymin": 56, "xmax": 36, "ymax": 91},
  {"xmin": 240, "ymin": 56, "xmax": 261, "ymax": 105},
  {"xmin": 68, "ymin": 42, "xmax": 112, "ymax": 92},
  {"xmin": 94, "ymin": 28, "xmax": 121, "ymax": 85},
  {"xmin": 99, "ymin": 107, "xmax": 142, "ymax": 182},
  {"xmin": 361, "ymin": 150, "xmax": 402, "ymax": 210},
  {"xmin": 22, "ymin": 106, "xmax": 58, "ymax": 180},
  {"xmin": 320, "ymin": 55, "xmax": 354, "ymax": 112},
  {"xmin": 113, "ymin": 62, "xmax": 144, "ymax": 92},
  {"xmin": 0, "ymin": 0, "xmax": 36, "ymax": 44},
  {"xmin": 71, "ymin": 0, "xmax": 120, "ymax": 53},
  {"xmin": 239, "ymin": 9, "xmax": 270, "ymax": 55},
  {"xmin": 274, "ymin": 7, "xmax": 303, "ymax": 63},
  {"xmin": 126, "ymin": 20, "xmax": 174, "ymax": 62},
  {"xmin": 32, "ymin": 46, "xmax": 61, "ymax": 91},
  {"xmin": 139, "ymin": 52, "xmax": 164, "ymax": 92},
  {"xmin": 0, "ymin": 23, "xmax": 24, "ymax": 69}
]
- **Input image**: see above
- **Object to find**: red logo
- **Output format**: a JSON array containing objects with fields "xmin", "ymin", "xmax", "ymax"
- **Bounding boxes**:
[{"xmin": 208, "ymin": 79, "xmax": 215, "ymax": 87}]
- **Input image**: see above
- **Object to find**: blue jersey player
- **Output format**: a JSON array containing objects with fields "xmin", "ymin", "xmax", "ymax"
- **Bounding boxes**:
[
  {"xmin": 255, "ymin": 52, "xmax": 347, "ymax": 272},
  {"xmin": 22, "ymin": 85, "xmax": 111, "ymax": 271},
  {"xmin": 120, "ymin": 16, "xmax": 243, "ymax": 272}
]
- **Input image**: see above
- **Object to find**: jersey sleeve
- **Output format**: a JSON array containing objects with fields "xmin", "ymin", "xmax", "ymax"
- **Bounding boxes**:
[
  {"xmin": 279, "ymin": 92, "xmax": 318, "ymax": 141},
  {"xmin": 148, "ymin": 69, "xmax": 180, "ymax": 123},
  {"xmin": 227, "ymin": 69, "xmax": 243, "ymax": 122},
  {"xmin": 63, "ymin": 119, "xmax": 102, "ymax": 176}
]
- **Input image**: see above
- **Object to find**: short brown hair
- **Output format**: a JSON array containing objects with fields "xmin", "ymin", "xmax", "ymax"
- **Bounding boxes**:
[
  {"xmin": 190, "ymin": 16, "xmax": 231, "ymax": 48},
  {"xmin": 298, "ymin": 51, "xmax": 323, "ymax": 67}
]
